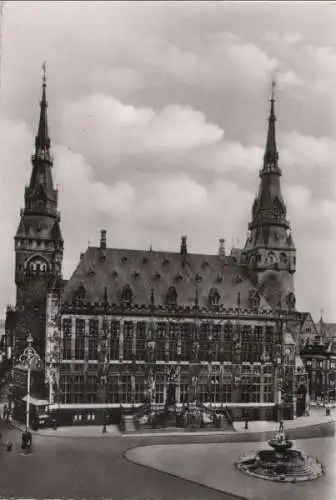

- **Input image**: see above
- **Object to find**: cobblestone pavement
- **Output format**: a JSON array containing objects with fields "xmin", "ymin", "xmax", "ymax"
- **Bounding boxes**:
[{"xmin": 0, "ymin": 423, "xmax": 245, "ymax": 500}]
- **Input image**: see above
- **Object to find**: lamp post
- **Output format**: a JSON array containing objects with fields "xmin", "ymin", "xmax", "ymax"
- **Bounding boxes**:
[{"xmin": 19, "ymin": 334, "xmax": 42, "ymax": 429}]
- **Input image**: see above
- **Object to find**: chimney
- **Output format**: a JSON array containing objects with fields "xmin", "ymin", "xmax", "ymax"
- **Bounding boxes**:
[
  {"xmin": 180, "ymin": 235, "xmax": 187, "ymax": 255},
  {"xmin": 219, "ymin": 238, "xmax": 225, "ymax": 258},
  {"xmin": 100, "ymin": 229, "xmax": 107, "ymax": 249}
]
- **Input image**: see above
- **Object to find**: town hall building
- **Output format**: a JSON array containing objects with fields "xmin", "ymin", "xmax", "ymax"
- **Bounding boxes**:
[{"xmin": 9, "ymin": 72, "xmax": 309, "ymax": 426}]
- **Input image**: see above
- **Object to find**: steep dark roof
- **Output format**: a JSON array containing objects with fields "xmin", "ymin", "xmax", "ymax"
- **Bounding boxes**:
[{"xmin": 62, "ymin": 246, "xmax": 272, "ymax": 310}]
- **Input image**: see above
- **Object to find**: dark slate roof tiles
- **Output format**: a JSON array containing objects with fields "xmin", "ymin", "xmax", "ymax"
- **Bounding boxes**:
[{"xmin": 62, "ymin": 246, "xmax": 272, "ymax": 310}]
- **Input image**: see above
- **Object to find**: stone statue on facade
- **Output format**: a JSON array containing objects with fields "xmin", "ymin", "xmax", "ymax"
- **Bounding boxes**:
[
  {"xmin": 192, "ymin": 341, "xmax": 200, "ymax": 362},
  {"xmin": 166, "ymin": 365, "xmax": 179, "ymax": 406},
  {"xmin": 189, "ymin": 374, "xmax": 199, "ymax": 403},
  {"xmin": 146, "ymin": 369, "xmax": 156, "ymax": 403}
]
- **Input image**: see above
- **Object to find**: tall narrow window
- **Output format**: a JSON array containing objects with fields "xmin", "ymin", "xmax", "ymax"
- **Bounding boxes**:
[
  {"xmin": 212, "ymin": 324, "xmax": 221, "ymax": 362},
  {"xmin": 180, "ymin": 323, "xmax": 191, "ymax": 361},
  {"xmin": 60, "ymin": 375, "xmax": 71, "ymax": 404},
  {"xmin": 75, "ymin": 319, "xmax": 85, "ymax": 336},
  {"xmin": 86, "ymin": 375, "xmax": 97, "ymax": 403},
  {"xmin": 168, "ymin": 322, "xmax": 178, "ymax": 361},
  {"xmin": 75, "ymin": 328, "xmax": 84, "ymax": 360},
  {"xmin": 221, "ymin": 383, "xmax": 232, "ymax": 403},
  {"xmin": 62, "ymin": 336, "xmax": 72, "ymax": 361},
  {"xmin": 73, "ymin": 375, "xmax": 84, "ymax": 403},
  {"xmin": 120, "ymin": 374, "xmax": 132, "ymax": 404},
  {"xmin": 62, "ymin": 318, "xmax": 72, "ymax": 335},
  {"xmin": 123, "ymin": 321, "xmax": 133, "ymax": 360},
  {"xmin": 134, "ymin": 378, "xmax": 145, "ymax": 404},
  {"xmin": 223, "ymin": 323, "xmax": 233, "ymax": 361},
  {"xmin": 88, "ymin": 338, "xmax": 98, "ymax": 361},
  {"xmin": 89, "ymin": 318, "xmax": 99, "ymax": 337},
  {"xmin": 110, "ymin": 321, "xmax": 120, "ymax": 360},
  {"xmin": 155, "ymin": 369, "xmax": 165, "ymax": 404},
  {"xmin": 156, "ymin": 322, "xmax": 166, "ymax": 361},
  {"xmin": 136, "ymin": 321, "xmax": 146, "ymax": 361},
  {"xmin": 199, "ymin": 323, "xmax": 210, "ymax": 361},
  {"xmin": 88, "ymin": 318, "xmax": 98, "ymax": 361},
  {"xmin": 108, "ymin": 374, "xmax": 119, "ymax": 404}
]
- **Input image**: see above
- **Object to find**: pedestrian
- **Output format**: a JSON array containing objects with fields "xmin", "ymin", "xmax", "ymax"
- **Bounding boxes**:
[{"xmin": 6, "ymin": 440, "xmax": 12, "ymax": 452}]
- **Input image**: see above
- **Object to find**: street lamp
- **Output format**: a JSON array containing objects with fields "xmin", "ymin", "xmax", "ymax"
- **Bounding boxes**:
[{"xmin": 19, "ymin": 334, "xmax": 42, "ymax": 429}]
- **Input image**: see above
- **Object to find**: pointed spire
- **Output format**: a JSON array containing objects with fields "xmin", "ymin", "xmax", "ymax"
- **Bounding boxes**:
[
  {"xmin": 262, "ymin": 78, "xmax": 280, "ymax": 175},
  {"xmin": 34, "ymin": 61, "xmax": 51, "ymax": 162}
]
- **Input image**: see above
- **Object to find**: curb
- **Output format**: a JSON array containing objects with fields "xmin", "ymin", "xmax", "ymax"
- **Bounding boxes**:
[
  {"xmin": 5, "ymin": 420, "xmax": 122, "ymax": 440},
  {"xmin": 4, "ymin": 418, "xmax": 334, "ymax": 441}
]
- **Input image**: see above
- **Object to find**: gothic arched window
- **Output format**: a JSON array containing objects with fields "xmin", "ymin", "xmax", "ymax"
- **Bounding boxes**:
[
  {"xmin": 280, "ymin": 253, "xmax": 288, "ymax": 264},
  {"xmin": 208, "ymin": 288, "xmax": 220, "ymax": 307},
  {"xmin": 26, "ymin": 256, "xmax": 49, "ymax": 275},
  {"xmin": 166, "ymin": 286, "xmax": 177, "ymax": 307},
  {"xmin": 120, "ymin": 285, "xmax": 133, "ymax": 308},
  {"xmin": 267, "ymin": 252, "xmax": 276, "ymax": 265}
]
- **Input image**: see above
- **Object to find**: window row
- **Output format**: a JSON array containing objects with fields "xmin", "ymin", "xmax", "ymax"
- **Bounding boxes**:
[
  {"xmin": 62, "ymin": 319, "xmax": 279, "ymax": 342},
  {"xmin": 62, "ymin": 337, "xmax": 278, "ymax": 362},
  {"xmin": 59, "ymin": 375, "xmax": 274, "ymax": 404}
]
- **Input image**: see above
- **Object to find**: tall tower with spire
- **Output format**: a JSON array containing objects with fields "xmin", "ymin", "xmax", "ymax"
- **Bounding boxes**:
[
  {"xmin": 14, "ymin": 64, "xmax": 63, "ymax": 364},
  {"xmin": 242, "ymin": 82, "xmax": 296, "ymax": 311}
]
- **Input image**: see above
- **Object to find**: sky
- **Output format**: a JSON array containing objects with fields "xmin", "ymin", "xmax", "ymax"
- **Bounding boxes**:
[{"xmin": 0, "ymin": 1, "xmax": 335, "ymax": 321}]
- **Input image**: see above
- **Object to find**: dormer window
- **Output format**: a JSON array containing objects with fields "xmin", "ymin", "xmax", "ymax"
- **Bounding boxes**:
[
  {"xmin": 163, "ymin": 259, "xmax": 170, "ymax": 266},
  {"xmin": 143, "ymin": 257, "xmax": 149, "ymax": 264},
  {"xmin": 216, "ymin": 274, "xmax": 223, "ymax": 283},
  {"xmin": 133, "ymin": 270, "xmax": 140, "ymax": 279},
  {"xmin": 121, "ymin": 256, "xmax": 128, "ymax": 264},
  {"xmin": 166, "ymin": 286, "xmax": 177, "ymax": 307},
  {"xmin": 155, "ymin": 272, "xmax": 161, "ymax": 280},
  {"xmin": 208, "ymin": 288, "xmax": 220, "ymax": 306},
  {"xmin": 75, "ymin": 283, "xmax": 86, "ymax": 303},
  {"xmin": 195, "ymin": 274, "xmax": 203, "ymax": 283},
  {"xmin": 120, "ymin": 285, "xmax": 133, "ymax": 308},
  {"xmin": 201, "ymin": 260, "xmax": 209, "ymax": 268},
  {"xmin": 175, "ymin": 273, "xmax": 183, "ymax": 282}
]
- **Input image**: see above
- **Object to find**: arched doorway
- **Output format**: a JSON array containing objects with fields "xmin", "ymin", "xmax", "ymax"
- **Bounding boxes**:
[{"xmin": 296, "ymin": 384, "xmax": 307, "ymax": 417}]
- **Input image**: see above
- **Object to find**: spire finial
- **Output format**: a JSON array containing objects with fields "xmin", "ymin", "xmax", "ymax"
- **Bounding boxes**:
[
  {"xmin": 271, "ymin": 77, "xmax": 276, "ymax": 102},
  {"xmin": 42, "ymin": 60, "xmax": 47, "ymax": 86},
  {"xmin": 34, "ymin": 62, "xmax": 51, "ymax": 161},
  {"xmin": 261, "ymin": 76, "xmax": 279, "ymax": 175}
]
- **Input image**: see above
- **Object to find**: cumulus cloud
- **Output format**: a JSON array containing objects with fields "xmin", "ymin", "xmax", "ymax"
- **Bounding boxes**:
[{"xmin": 0, "ymin": 1, "xmax": 335, "ymax": 321}]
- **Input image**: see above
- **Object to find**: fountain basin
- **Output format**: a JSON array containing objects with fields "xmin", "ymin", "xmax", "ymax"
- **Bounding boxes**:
[{"xmin": 236, "ymin": 444, "xmax": 325, "ymax": 482}]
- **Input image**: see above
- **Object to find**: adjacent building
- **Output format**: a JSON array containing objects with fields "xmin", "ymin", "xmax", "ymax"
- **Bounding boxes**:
[{"xmin": 9, "ymin": 73, "xmax": 309, "ymax": 426}]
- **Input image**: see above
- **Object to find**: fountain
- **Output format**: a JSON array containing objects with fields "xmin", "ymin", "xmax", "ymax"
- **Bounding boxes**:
[{"xmin": 236, "ymin": 424, "xmax": 325, "ymax": 482}]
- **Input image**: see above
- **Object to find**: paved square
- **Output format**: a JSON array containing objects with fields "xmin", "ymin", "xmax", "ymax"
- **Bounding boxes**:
[{"xmin": 126, "ymin": 437, "xmax": 336, "ymax": 500}]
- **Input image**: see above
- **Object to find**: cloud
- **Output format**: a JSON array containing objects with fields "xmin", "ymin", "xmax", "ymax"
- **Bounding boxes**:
[
  {"xmin": 0, "ymin": 1, "xmax": 336, "ymax": 322},
  {"xmin": 59, "ymin": 95, "xmax": 224, "ymax": 175}
]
